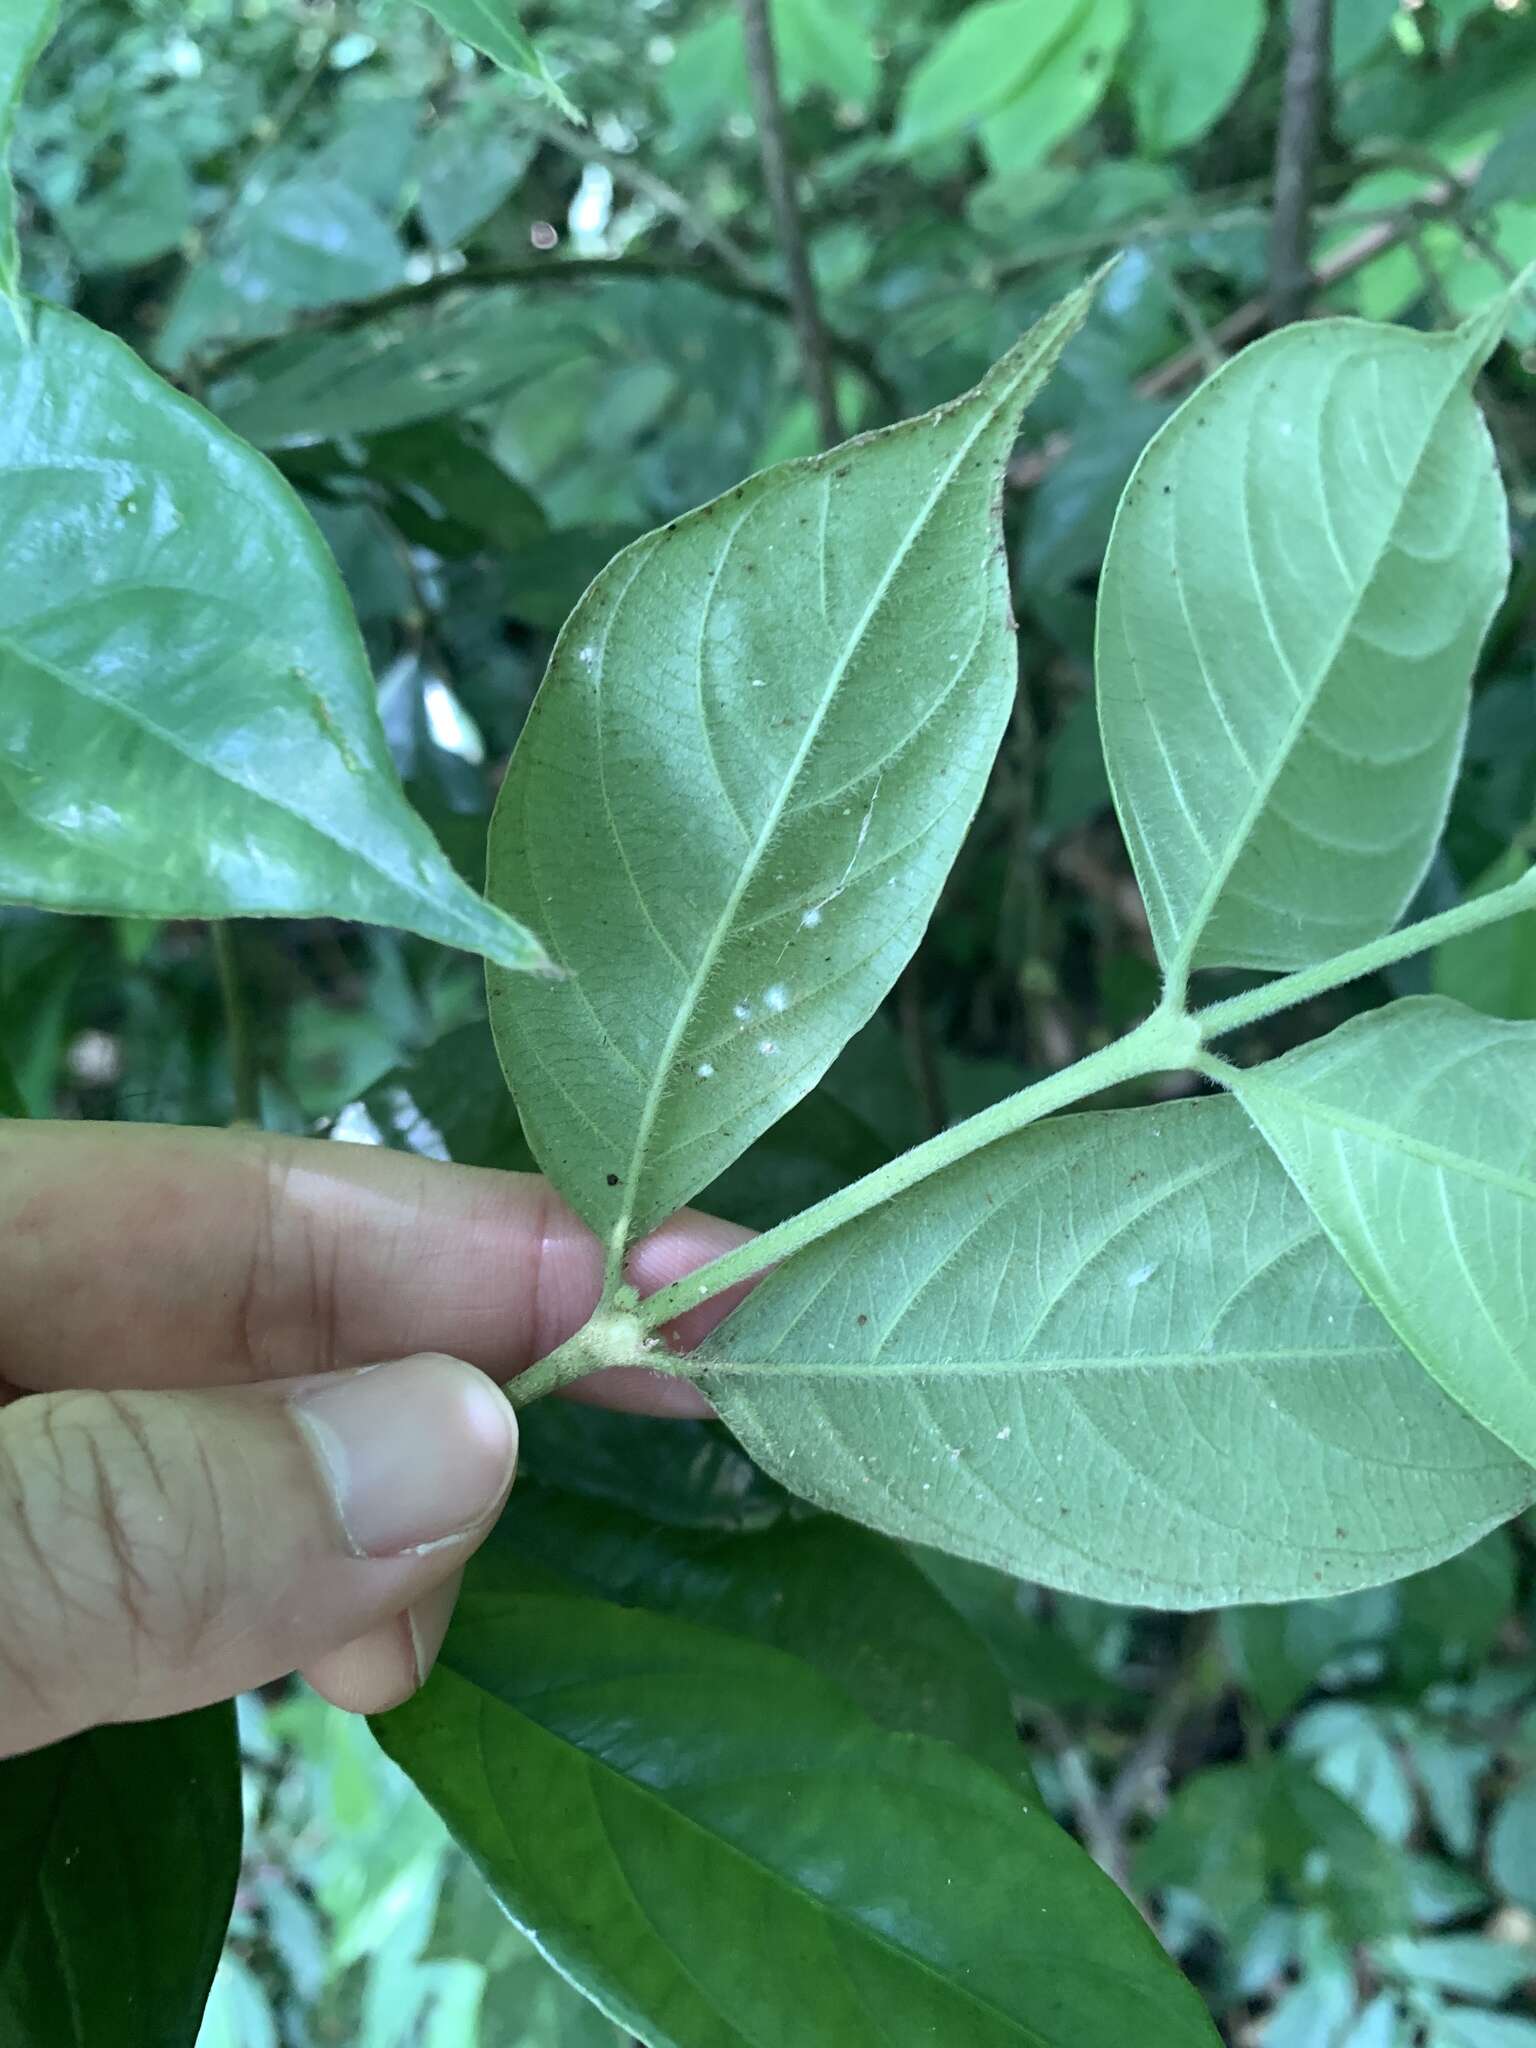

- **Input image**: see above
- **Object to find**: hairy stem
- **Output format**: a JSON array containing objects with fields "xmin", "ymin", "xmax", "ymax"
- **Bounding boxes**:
[
  {"xmin": 637, "ymin": 1006, "xmax": 1197, "ymax": 1329},
  {"xmin": 1193, "ymin": 863, "xmax": 1536, "ymax": 1041},
  {"xmin": 512, "ymin": 860, "xmax": 1536, "ymax": 1406}
]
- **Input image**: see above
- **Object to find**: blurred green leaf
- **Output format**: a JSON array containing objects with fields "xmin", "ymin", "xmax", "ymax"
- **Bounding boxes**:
[
  {"xmin": 414, "ymin": 0, "xmax": 581, "ymax": 121},
  {"xmin": 1122, "ymin": 0, "xmax": 1264, "ymax": 155},
  {"xmin": 1434, "ymin": 849, "xmax": 1536, "ymax": 1019},
  {"xmin": 1, "ymin": 1706, "xmax": 240, "ymax": 2048},
  {"xmin": 1139, "ymin": 1756, "xmax": 1412, "ymax": 1944},
  {"xmin": 898, "ymin": 0, "xmax": 1131, "ymax": 171},
  {"xmin": 0, "ymin": 0, "xmax": 57, "ymax": 323}
]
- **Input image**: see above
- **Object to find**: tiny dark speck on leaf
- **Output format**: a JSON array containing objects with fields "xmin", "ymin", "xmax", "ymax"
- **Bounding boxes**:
[
  {"xmin": 1334, "ymin": 1526, "xmax": 1347, "ymax": 1539},
  {"xmin": 834, "ymin": 465, "xmax": 850, "ymax": 478},
  {"xmin": 605, "ymin": 1172, "xmax": 619, "ymax": 1186},
  {"xmin": 1161, "ymin": 485, "xmax": 1170, "ymax": 496}
]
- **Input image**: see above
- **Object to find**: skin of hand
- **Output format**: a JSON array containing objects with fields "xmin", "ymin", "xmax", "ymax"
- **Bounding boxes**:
[{"xmin": 0, "ymin": 1122, "xmax": 752, "ymax": 1761}]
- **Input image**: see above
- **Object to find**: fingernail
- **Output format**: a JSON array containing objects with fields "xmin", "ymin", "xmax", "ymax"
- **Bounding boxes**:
[{"xmin": 290, "ymin": 1354, "xmax": 517, "ymax": 1558}]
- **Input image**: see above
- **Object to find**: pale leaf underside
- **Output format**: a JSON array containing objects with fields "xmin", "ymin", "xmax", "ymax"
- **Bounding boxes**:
[
  {"xmin": 489, "ymin": 283, "xmax": 1095, "ymax": 1246},
  {"xmin": 1098, "ymin": 312, "xmax": 1508, "ymax": 980},
  {"xmin": 1229, "ymin": 997, "xmax": 1536, "ymax": 1469},
  {"xmin": 701, "ymin": 1096, "xmax": 1532, "ymax": 1607}
]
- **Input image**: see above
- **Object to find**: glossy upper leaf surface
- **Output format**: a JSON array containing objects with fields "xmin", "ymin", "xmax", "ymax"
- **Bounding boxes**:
[
  {"xmin": 1097, "ymin": 309, "xmax": 1508, "ymax": 981},
  {"xmin": 698, "ymin": 1096, "xmax": 1531, "ymax": 1606},
  {"xmin": 487, "ymin": 283, "xmax": 1095, "ymax": 1247},
  {"xmin": 377, "ymin": 1520, "xmax": 1218, "ymax": 2048},
  {"xmin": 0, "ymin": 1704, "xmax": 239, "ymax": 2048},
  {"xmin": 1226, "ymin": 996, "xmax": 1536, "ymax": 1467},
  {"xmin": 0, "ymin": 306, "xmax": 547, "ymax": 969},
  {"xmin": 492, "ymin": 1482, "xmax": 1032, "ymax": 1784}
]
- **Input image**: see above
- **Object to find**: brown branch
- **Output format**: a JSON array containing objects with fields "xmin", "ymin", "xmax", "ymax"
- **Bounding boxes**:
[
  {"xmin": 1269, "ymin": 0, "xmax": 1334, "ymax": 326},
  {"xmin": 738, "ymin": 0, "xmax": 842, "ymax": 448},
  {"xmin": 1006, "ymin": 159, "xmax": 1485, "ymax": 489}
]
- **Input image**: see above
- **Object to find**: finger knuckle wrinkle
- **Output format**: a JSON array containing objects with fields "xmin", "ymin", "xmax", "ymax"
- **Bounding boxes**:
[{"xmin": 0, "ymin": 1392, "xmax": 217, "ymax": 1660}]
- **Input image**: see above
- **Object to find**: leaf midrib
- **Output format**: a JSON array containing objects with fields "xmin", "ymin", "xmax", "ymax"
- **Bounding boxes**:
[
  {"xmin": 0, "ymin": 626, "xmax": 498, "ymax": 947},
  {"xmin": 1240, "ymin": 1069, "xmax": 1536, "ymax": 1205},
  {"xmin": 446, "ymin": 1661, "xmax": 1145, "ymax": 2048},
  {"xmin": 609, "ymin": 389, "xmax": 1010, "ymax": 1254},
  {"xmin": 1170, "ymin": 342, "xmax": 1475, "ymax": 981},
  {"xmin": 699, "ymin": 1344, "xmax": 1407, "ymax": 1381}
]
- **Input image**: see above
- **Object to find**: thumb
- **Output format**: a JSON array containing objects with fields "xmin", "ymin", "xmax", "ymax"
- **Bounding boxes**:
[{"xmin": 0, "ymin": 1354, "xmax": 516, "ymax": 1758}]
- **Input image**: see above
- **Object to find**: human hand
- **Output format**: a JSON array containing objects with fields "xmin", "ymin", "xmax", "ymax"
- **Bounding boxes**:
[{"xmin": 0, "ymin": 1121, "xmax": 748, "ymax": 1759}]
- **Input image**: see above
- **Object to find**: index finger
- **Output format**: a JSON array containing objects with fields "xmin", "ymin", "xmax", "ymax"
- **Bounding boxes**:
[{"xmin": 0, "ymin": 1122, "xmax": 750, "ymax": 1409}]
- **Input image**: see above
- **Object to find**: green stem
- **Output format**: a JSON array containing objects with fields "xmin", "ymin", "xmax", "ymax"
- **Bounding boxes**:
[
  {"xmin": 1192, "ymin": 863, "xmax": 1536, "ymax": 1042},
  {"xmin": 637, "ymin": 1006, "xmax": 1198, "ymax": 1331},
  {"xmin": 213, "ymin": 923, "xmax": 260, "ymax": 1126},
  {"xmin": 511, "ymin": 860, "xmax": 1536, "ymax": 1407},
  {"xmin": 510, "ymin": 1012, "xmax": 1194, "ymax": 1406}
]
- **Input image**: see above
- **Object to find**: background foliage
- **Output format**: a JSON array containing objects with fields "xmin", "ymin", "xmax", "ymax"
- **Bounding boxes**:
[{"xmin": 7, "ymin": 0, "xmax": 1536, "ymax": 2042}]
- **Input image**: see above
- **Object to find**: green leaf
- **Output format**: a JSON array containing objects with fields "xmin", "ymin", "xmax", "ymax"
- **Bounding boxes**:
[
  {"xmin": 1472, "ymin": 111, "xmax": 1536, "ymax": 212},
  {"xmin": 362, "ymin": 423, "xmax": 547, "ymax": 559},
  {"xmin": 0, "ymin": 305, "xmax": 549, "ymax": 973},
  {"xmin": 0, "ymin": 1704, "xmax": 240, "ymax": 2047},
  {"xmin": 416, "ymin": 107, "xmax": 535, "ymax": 250},
  {"xmin": 1374, "ymin": 1935, "xmax": 1536, "ymax": 2001},
  {"xmin": 1138, "ymin": 1756, "xmax": 1411, "ymax": 1944},
  {"xmin": 354, "ymin": 1020, "xmax": 534, "ymax": 1169},
  {"xmin": 1122, "ymin": 0, "xmax": 1265, "ymax": 155},
  {"xmin": 413, "ymin": 0, "xmax": 581, "ymax": 122},
  {"xmin": 487, "ymin": 1483, "xmax": 1032, "ymax": 1784},
  {"xmin": 897, "ymin": 0, "xmax": 1130, "ymax": 171},
  {"xmin": 774, "ymin": 0, "xmax": 879, "ymax": 108},
  {"xmin": 1433, "ymin": 848, "xmax": 1536, "ymax": 1018},
  {"xmin": 517, "ymin": 1402, "xmax": 794, "ymax": 1532},
  {"xmin": 375, "ymin": 1566, "xmax": 1218, "ymax": 2047},
  {"xmin": 1097, "ymin": 308, "xmax": 1509, "ymax": 985},
  {"xmin": 1223, "ymin": 995, "xmax": 1536, "ymax": 1468},
  {"xmin": 1222, "ymin": 1592, "xmax": 1394, "ymax": 1722},
  {"xmin": 0, "ymin": 0, "xmax": 56, "ymax": 327},
  {"xmin": 156, "ymin": 175, "xmax": 405, "ymax": 371},
  {"xmin": 486, "ymin": 281, "xmax": 1096, "ymax": 1249},
  {"xmin": 696, "ymin": 1095, "xmax": 1532, "ymax": 1606},
  {"xmin": 1488, "ymin": 1774, "xmax": 1536, "ymax": 1909}
]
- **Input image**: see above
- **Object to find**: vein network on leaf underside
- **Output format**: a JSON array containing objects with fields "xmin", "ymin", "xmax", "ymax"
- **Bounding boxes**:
[
  {"xmin": 609, "ymin": 400, "xmax": 1011, "ymax": 1245},
  {"xmin": 1168, "ymin": 355, "xmax": 1474, "ymax": 977}
]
